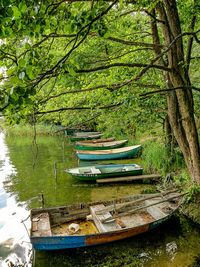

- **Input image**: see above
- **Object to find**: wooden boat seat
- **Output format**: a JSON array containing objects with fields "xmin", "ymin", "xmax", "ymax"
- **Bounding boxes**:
[
  {"xmin": 90, "ymin": 204, "xmax": 122, "ymax": 233},
  {"xmin": 90, "ymin": 167, "xmax": 101, "ymax": 174},
  {"xmin": 32, "ymin": 212, "xmax": 52, "ymax": 237},
  {"xmin": 145, "ymin": 200, "xmax": 166, "ymax": 220}
]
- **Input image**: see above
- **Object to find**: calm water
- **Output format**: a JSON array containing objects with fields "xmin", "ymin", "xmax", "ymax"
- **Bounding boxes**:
[{"xmin": 0, "ymin": 131, "xmax": 200, "ymax": 266}]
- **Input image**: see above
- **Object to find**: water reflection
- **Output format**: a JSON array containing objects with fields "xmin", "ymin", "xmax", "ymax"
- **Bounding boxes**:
[
  {"xmin": 0, "ymin": 132, "xmax": 32, "ymax": 266},
  {"xmin": 2, "ymin": 131, "xmax": 200, "ymax": 266}
]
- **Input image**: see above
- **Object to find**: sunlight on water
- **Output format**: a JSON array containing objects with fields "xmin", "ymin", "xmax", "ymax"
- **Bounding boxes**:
[{"xmin": 0, "ymin": 132, "xmax": 32, "ymax": 266}]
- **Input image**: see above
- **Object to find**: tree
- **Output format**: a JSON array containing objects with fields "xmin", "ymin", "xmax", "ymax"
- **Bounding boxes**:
[{"xmin": 0, "ymin": 0, "xmax": 200, "ymax": 182}]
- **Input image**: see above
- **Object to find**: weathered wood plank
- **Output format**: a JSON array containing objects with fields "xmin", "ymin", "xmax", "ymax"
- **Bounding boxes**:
[
  {"xmin": 52, "ymin": 211, "xmax": 89, "ymax": 226},
  {"xmin": 96, "ymin": 174, "xmax": 161, "ymax": 183},
  {"xmin": 90, "ymin": 204, "xmax": 121, "ymax": 233},
  {"xmin": 95, "ymin": 189, "xmax": 178, "ymax": 215},
  {"xmin": 101, "ymin": 192, "xmax": 186, "ymax": 223},
  {"xmin": 32, "ymin": 212, "xmax": 52, "ymax": 237}
]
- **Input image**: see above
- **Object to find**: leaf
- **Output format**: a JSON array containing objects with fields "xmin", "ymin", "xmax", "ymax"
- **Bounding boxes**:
[
  {"xmin": 103, "ymin": 32, "xmax": 110, "ymax": 38},
  {"xmin": 25, "ymin": 43, "xmax": 31, "ymax": 50},
  {"xmin": 18, "ymin": 58, "xmax": 26, "ymax": 68},
  {"xmin": 119, "ymin": 0, "xmax": 123, "ymax": 9},
  {"xmin": 64, "ymin": 23, "xmax": 72, "ymax": 33},
  {"xmin": 68, "ymin": 66, "xmax": 77, "ymax": 76},
  {"xmin": 7, "ymin": 67, "xmax": 16, "ymax": 76},
  {"xmin": 35, "ymin": 24, "xmax": 40, "ymax": 33},
  {"xmin": 26, "ymin": 65, "xmax": 34, "ymax": 79},
  {"xmin": 12, "ymin": 6, "xmax": 21, "ymax": 19},
  {"xmin": 19, "ymin": 2, "xmax": 27, "ymax": 13}
]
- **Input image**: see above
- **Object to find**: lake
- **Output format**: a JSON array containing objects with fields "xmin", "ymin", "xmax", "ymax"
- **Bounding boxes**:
[{"xmin": 0, "ymin": 131, "xmax": 200, "ymax": 267}]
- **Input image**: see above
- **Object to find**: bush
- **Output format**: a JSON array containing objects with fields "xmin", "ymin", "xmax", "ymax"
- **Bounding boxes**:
[{"xmin": 141, "ymin": 140, "xmax": 186, "ymax": 177}]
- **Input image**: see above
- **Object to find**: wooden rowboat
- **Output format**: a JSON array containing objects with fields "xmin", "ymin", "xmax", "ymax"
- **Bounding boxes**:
[
  {"xmin": 65, "ymin": 164, "xmax": 143, "ymax": 181},
  {"xmin": 69, "ymin": 132, "xmax": 104, "ymax": 142},
  {"xmin": 75, "ymin": 140, "xmax": 128, "ymax": 151},
  {"xmin": 30, "ymin": 191, "xmax": 183, "ymax": 250},
  {"xmin": 76, "ymin": 137, "xmax": 116, "ymax": 144},
  {"xmin": 76, "ymin": 145, "xmax": 141, "ymax": 160},
  {"xmin": 65, "ymin": 128, "xmax": 94, "ymax": 135}
]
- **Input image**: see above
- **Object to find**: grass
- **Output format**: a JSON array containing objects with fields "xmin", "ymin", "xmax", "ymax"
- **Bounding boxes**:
[{"xmin": 1, "ymin": 121, "xmax": 60, "ymax": 136}]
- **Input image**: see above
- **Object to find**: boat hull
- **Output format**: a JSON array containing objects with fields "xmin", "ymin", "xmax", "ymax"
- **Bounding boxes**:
[
  {"xmin": 77, "ymin": 137, "xmax": 115, "ymax": 144},
  {"xmin": 77, "ymin": 146, "xmax": 141, "ymax": 160},
  {"xmin": 66, "ymin": 165, "xmax": 143, "ymax": 181},
  {"xmin": 75, "ymin": 140, "xmax": 128, "ymax": 151},
  {"xmin": 30, "ymin": 215, "xmax": 171, "ymax": 250},
  {"xmin": 69, "ymin": 134, "xmax": 103, "ymax": 142}
]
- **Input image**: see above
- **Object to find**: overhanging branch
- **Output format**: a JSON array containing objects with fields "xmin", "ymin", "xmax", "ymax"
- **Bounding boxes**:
[
  {"xmin": 140, "ymin": 86, "xmax": 200, "ymax": 97},
  {"xmin": 34, "ymin": 102, "xmax": 122, "ymax": 115}
]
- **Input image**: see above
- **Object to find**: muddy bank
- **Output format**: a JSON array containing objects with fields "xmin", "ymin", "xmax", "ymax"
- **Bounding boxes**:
[{"xmin": 181, "ymin": 196, "xmax": 200, "ymax": 225}]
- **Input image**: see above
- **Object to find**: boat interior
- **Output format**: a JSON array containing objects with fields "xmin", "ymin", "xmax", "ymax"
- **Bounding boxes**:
[
  {"xmin": 77, "ymin": 137, "xmax": 116, "ymax": 144},
  {"xmin": 77, "ymin": 145, "xmax": 141, "ymax": 155},
  {"xmin": 31, "ymin": 194, "xmax": 179, "ymax": 238},
  {"xmin": 78, "ymin": 140, "xmax": 127, "ymax": 147},
  {"xmin": 68, "ymin": 165, "xmax": 141, "ymax": 175}
]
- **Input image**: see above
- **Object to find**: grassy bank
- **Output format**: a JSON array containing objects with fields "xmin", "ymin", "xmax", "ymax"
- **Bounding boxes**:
[
  {"xmin": 0, "ymin": 122, "xmax": 61, "ymax": 136},
  {"xmin": 1, "ymin": 120, "xmax": 192, "ymax": 186}
]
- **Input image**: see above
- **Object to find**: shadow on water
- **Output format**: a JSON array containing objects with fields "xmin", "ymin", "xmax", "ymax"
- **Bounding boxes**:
[{"xmin": 1, "ymin": 132, "xmax": 200, "ymax": 266}]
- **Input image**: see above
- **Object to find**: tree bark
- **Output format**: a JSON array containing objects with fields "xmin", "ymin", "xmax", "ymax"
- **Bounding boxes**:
[{"xmin": 154, "ymin": 0, "xmax": 200, "ymax": 182}]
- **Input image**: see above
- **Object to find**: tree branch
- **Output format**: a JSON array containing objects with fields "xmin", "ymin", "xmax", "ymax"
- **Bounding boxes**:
[
  {"xmin": 0, "ymin": 49, "xmax": 18, "ymax": 64},
  {"xmin": 90, "ymin": 32, "xmax": 165, "ymax": 48},
  {"xmin": 85, "ymin": 48, "xmax": 153, "ymax": 65},
  {"xmin": 0, "ymin": 103, "xmax": 10, "ymax": 112},
  {"xmin": 40, "ymin": 82, "xmax": 161, "ymax": 104},
  {"xmin": 33, "ymin": 0, "xmax": 118, "ymax": 88},
  {"xmin": 73, "ymin": 62, "xmax": 171, "ymax": 73},
  {"xmin": 34, "ymin": 102, "xmax": 122, "ymax": 115},
  {"xmin": 186, "ymin": 4, "xmax": 197, "ymax": 71},
  {"xmin": 140, "ymin": 86, "xmax": 200, "ymax": 97}
]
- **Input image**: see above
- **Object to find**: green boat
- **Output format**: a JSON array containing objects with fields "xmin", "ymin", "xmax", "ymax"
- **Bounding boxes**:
[
  {"xmin": 75, "ymin": 140, "xmax": 128, "ymax": 150},
  {"xmin": 76, "ymin": 137, "xmax": 116, "ymax": 144},
  {"xmin": 65, "ymin": 164, "xmax": 143, "ymax": 181},
  {"xmin": 68, "ymin": 132, "xmax": 104, "ymax": 142}
]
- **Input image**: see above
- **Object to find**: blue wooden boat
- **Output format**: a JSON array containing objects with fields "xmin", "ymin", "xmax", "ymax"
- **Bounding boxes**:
[
  {"xmin": 76, "ymin": 145, "xmax": 141, "ymax": 160},
  {"xmin": 30, "ymin": 191, "xmax": 182, "ymax": 250},
  {"xmin": 65, "ymin": 163, "xmax": 143, "ymax": 181}
]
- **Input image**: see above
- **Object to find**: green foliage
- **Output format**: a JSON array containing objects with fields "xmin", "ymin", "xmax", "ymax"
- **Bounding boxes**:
[
  {"xmin": 172, "ymin": 169, "xmax": 191, "ymax": 187},
  {"xmin": 184, "ymin": 184, "xmax": 200, "ymax": 204},
  {"xmin": 0, "ymin": 0, "xmax": 167, "ymax": 126},
  {"xmin": 141, "ymin": 140, "xmax": 186, "ymax": 177}
]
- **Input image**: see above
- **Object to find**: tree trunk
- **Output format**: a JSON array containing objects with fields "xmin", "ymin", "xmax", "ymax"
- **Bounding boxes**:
[
  {"xmin": 154, "ymin": 0, "xmax": 200, "ymax": 182},
  {"xmin": 164, "ymin": 115, "xmax": 172, "ymax": 146}
]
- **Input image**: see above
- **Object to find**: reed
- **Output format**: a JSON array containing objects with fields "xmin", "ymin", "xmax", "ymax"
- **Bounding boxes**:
[
  {"xmin": 1, "ymin": 122, "xmax": 59, "ymax": 136},
  {"xmin": 141, "ymin": 140, "xmax": 186, "ymax": 177}
]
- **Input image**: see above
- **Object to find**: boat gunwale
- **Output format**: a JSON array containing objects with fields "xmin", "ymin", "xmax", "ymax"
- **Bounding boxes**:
[
  {"xmin": 76, "ymin": 145, "xmax": 141, "ymax": 155},
  {"xmin": 76, "ymin": 137, "xmax": 116, "ymax": 144},
  {"xmin": 76, "ymin": 140, "xmax": 128, "ymax": 148},
  {"xmin": 30, "ymin": 193, "xmax": 182, "ymax": 250},
  {"xmin": 65, "ymin": 164, "xmax": 143, "ymax": 178},
  {"xmin": 30, "ymin": 214, "xmax": 171, "ymax": 239}
]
